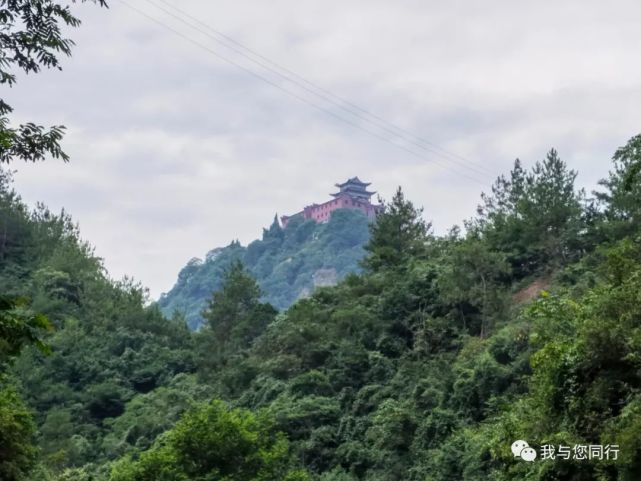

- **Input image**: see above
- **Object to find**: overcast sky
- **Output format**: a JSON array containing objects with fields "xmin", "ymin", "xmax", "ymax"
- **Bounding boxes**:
[{"xmin": 8, "ymin": 0, "xmax": 641, "ymax": 298}]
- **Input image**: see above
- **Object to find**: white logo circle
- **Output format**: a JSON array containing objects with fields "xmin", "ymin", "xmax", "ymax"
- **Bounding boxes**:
[
  {"xmin": 511, "ymin": 440, "xmax": 529, "ymax": 457},
  {"xmin": 520, "ymin": 447, "xmax": 537, "ymax": 462}
]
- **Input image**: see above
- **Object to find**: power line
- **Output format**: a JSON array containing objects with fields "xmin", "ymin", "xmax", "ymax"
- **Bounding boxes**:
[
  {"xmin": 144, "ymin": 0, "xmax": 493, "ymax": 180},
  {"xmin": 117, "ymin": 0, "xmax": 490, "ymax": 186}
]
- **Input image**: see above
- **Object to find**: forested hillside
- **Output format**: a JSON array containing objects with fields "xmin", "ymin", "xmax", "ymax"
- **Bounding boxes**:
[
  {"xmin": 3, "ymin": 135, "xmax": 641, "ymax": 481},
  {"xmin": 0, "ymin": 168, "xmax": 205, "ymax": 480},
  {"xmin": 158, "ymin": 210, "xmax": 370, "ymax": 330}
]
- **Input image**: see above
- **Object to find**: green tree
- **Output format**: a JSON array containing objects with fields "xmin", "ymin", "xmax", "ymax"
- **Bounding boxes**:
[
  {"xmin": 201, "ymin": 260, "xmax": 277, "ymax": 350},
  {"xmin": 0, "ymin": 296, "xmax": 50, "ymax": 366},
  {"xmin": 109, "ymin": 400, "xmax": 310, "ymax": 481},
  {"xmin": 475, "ymin": 149, "xmax": 585, "ymax": 277},
  {"xmin": 438, "ymin": 238, "xmax": 510, "ymax": 337},
  {"xmin": 0, "ymin": 0, "xmax": 108, "ymax": 163},
  {"xmin": 596, "ymin": 134, "xmax": 641, "ymax": 239},
  {"xmin": 363, "ymin": 187, "xmax": 430, "ymax": 272},
  {"xmin": 0, "ymin": 294, "xmax": 50, "ymax": 481},
  {"xmin": 0, "ymin": 378, "xmax": 37, "ymax": 481},
  {"xmin": 0, "ymin": 171, "xmax": 51, "ymax": 481}
]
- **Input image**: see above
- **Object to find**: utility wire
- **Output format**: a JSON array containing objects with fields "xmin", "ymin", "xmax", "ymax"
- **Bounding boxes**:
[
  {"xmin": 144, "ymin": 0, "xmax": 493, "ymax": 180},
  {"xmin": 117, "ymin": 0, "xmax": 489, "ymax": 186}
]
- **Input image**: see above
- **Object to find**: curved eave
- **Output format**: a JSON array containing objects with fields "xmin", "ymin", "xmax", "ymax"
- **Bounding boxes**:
[{"xmin": 335, "ymin": 178, "xmax": 371, "ymax": 188}]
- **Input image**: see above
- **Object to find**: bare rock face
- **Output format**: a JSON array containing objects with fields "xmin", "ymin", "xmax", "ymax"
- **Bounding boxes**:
[
  {"xmin": 312, "ymin": 268, "xmax": 338, "ymax": 287},
  {"xmin": 298, "ymin": 268, "xmax": 339, "ymax": 300},
  {"xmin": 298, "ymin": 286, "xmax": 312, "ymax": 299},
  {"xmin": 513, "ymin": 276, "xmax": 553, "ymax": 304}
]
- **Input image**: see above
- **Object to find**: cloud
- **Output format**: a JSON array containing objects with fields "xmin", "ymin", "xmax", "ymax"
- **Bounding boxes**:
[{"xmin": 10, "ymin": 0, "xmax": 641, "ymax": 297}]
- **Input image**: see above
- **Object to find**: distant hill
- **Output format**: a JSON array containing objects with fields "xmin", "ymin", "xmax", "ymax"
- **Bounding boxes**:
[{"xmin": 158, "ymin": 208, "xmax": 371, "ymax": 330}]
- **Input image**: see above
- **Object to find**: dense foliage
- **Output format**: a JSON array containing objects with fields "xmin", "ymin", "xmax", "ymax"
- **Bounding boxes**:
[
  {"xmin": 158, "ymin": 209, "xmax": 371, "ymax": 329},
  {"xmin": 3, "ymin": 134, "xmax": 641, "ymax": 480},
  {"xmin": 0, "ymin": 168, "xmax": 202, "ymax": 479},
  {"xmin": 109, "ymin": 400, "xmax": 310, "ymax": 481},
  {"xmin": 0, "ymin": 0, "xmax": 108, "ymax": 163}
]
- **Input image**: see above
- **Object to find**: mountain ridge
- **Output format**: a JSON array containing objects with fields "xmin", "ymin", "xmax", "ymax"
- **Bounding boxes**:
[{"xmin": 158, "ymin": 208, "xmax": 372, "ymax": 330}]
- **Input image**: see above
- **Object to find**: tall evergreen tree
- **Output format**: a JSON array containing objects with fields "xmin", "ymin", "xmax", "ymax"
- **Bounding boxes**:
[
  {"xmin": 596, "ymin": 134, "xmax": 641, "ymax": 238},
  {"xmin": 201, "ymin": 260, "xmax": 277, "ymax": 353},
  {"xmin": 363, "ymin": 187, "xmax": 430, "ymax": 272},
  {"xmin": 474, "ymin": 149, "xmax": 585, "ymax": 277}
]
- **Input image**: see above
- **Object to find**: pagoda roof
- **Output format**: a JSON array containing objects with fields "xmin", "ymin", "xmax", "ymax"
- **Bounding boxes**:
[
  {"xmin": 335, "ymin": 176, "xmax": 371, "ymax": 188},
  {"xmin": 331, "ymin": 189, "xmax": 377, "ymax": 198}
]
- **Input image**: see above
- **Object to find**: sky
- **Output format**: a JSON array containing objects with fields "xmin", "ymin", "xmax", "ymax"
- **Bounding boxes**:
[{"xmin": 8, "ymin": 0, "xmax": 641, "ymax": 298}]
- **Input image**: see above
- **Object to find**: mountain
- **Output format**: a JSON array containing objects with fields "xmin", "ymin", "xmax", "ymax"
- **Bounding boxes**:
[
  {"xmin": 5, "ymin": 135, "xmax": 641, "ymax": 481},
  {"xmin": 158, "ymin": 208, "xmax": 371, "ymax": 330}
]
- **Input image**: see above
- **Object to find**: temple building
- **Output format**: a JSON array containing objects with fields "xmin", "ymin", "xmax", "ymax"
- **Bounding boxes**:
[{"xmin": 280, "ymin": 177, "xmax": 383, "ymax": 228}]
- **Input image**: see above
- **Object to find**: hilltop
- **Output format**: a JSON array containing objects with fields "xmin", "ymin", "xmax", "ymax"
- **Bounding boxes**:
[
  {"xmin": 159, "ymin": 176, "xmax": 383, "ymax": 330},
  {"xmin": 158, "ymin": 208, "xmax": 371, "ymax": 330}
]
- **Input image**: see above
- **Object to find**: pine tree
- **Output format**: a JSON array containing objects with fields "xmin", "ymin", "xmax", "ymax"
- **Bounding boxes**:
[
  {"xmin": 363, "ymin": 187, "xmax": 430, "ymax": 272},
  {"xmin": 596, "ymin": 134, "xmax": 641, "ymax": 238},
  {"xmin": 474, "ymin": 150, "xmax": 585, "ymax": 277},
  {"xmin": 201, "ymin": 260, "xmax": 276, "ymax": 352}
]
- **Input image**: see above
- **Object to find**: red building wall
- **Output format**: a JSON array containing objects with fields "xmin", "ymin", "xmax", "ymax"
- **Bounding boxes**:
[{"xmin": 281, "ymin": 193, "xmax": 382, "ymax": 228}]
